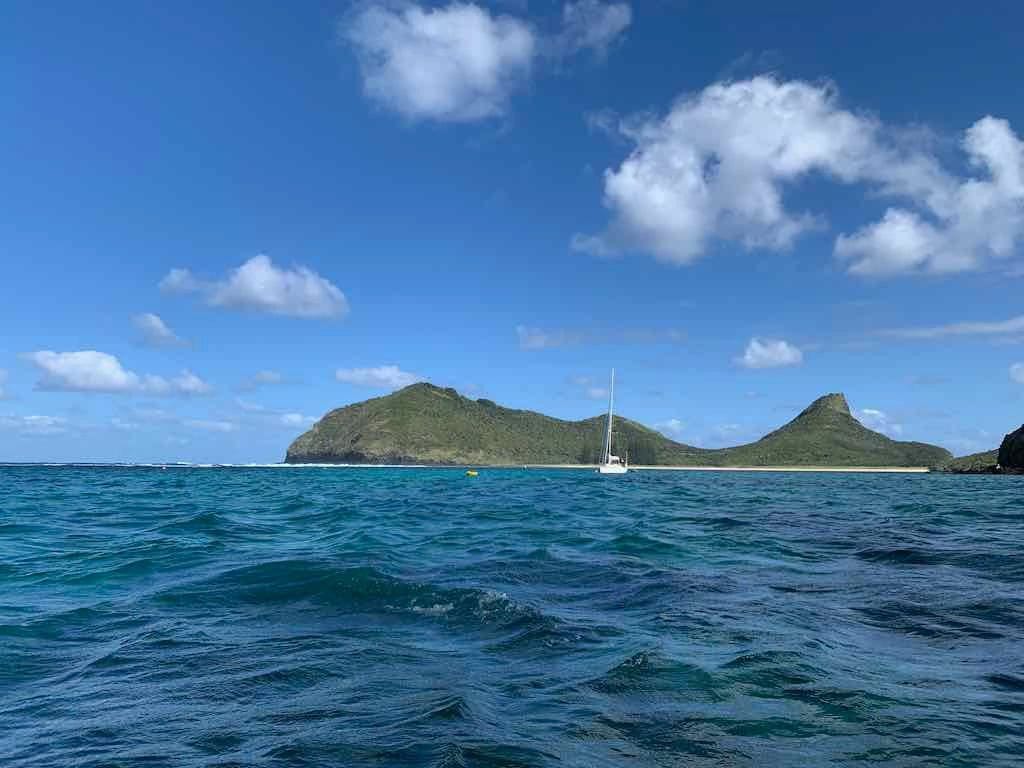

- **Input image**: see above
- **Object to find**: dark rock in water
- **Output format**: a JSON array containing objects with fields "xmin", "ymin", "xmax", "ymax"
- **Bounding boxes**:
[{"xmin": 997, "ymin": 424, "xmax": 1024, "ymax": 470}]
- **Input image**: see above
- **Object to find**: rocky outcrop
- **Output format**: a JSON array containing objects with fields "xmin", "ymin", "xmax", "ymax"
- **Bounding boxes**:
[{"xmin": 997, "ymin": 425, "xmax": 1024, "ymax": 471}]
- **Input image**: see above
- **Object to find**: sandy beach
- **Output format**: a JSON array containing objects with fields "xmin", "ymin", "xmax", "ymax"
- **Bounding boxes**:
[{"xmin": 521, "ymin": 464, "xmax": 933, "ymax": 473}]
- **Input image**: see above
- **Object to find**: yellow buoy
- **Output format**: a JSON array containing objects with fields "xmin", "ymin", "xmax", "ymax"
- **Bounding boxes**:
[{"xmin": 465, "ymin": 470, "xmax": 478, "ymax": 477}]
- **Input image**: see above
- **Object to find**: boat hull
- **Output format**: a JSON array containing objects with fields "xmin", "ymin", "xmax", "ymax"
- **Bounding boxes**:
[{"xmin": 597, "ymin": 464, "xmax": 628, "ymax": 474}]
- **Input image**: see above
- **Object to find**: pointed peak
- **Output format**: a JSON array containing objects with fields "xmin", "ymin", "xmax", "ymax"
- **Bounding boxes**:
[{"xmin": 797, "ymin": 393, "xmax": 851, "ymax": 419}]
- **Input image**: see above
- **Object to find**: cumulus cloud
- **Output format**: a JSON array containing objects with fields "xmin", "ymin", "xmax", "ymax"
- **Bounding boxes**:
[
  {"xmin": 736, "ymin": 338, "xmax": 803, "ymax": 369},
  {"xmin": 0, "ymin": 414, "xmax": 68, "ymax": 436},
  {"xmin": 578, "ymin": 76, "xmax": 1024, "ymax": 275},
  {"xmin": 576, "ymin": 78, "xmax": 872, "ymax": 264},
  {"xmin": 1011, "ymin": 363, "xmax": 1024, "ymax": 384},
  {"xmin": 557, "ymin": 0, "xmax": 631, "ymax": 57},
  {"xmin": 159, "ymin": 268, "xmax": 201, "ymax": 293},
  {"xmin": 133, "ymin": 313, "xmax": 186, "ymax": 347},
  {"xmin": 279, "ymin": 412, "xmax": 316, "ymax": 428},
  {"xmin": 336, "ymin": 365, "xmax": 423, "ymax": 389},
  {"xmin": 24, "ymin": 350, "xmax": 211, "ymax": 396},
  {"xmin": 346, "ymin": 2, "xmax": 535, "ymax": 122},
  {"xmin": 837, "ymin": 117, "xmax": 1024, "ymax": 275},
  {"xmin": 161, "ymin": 255, "xmax": 348, "ymax": 319},
  {"xmin": 855, "ymin": 408, "xmax": 903, "ymax": 438},
  {"xmin": 881, "ymin": 315, "xmax": 1024, "ymax": 339},
  {"xmin": 345, "ymin": 2, "xmax": 631, "ymax": 122},
  {"xmin": 170, "ymin": 370, "xmax": 212, "ymax": 396}
]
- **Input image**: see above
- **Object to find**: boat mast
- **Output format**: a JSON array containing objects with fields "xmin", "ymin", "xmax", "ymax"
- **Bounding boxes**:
[{"xmin": 603, "ymin": 368, "xmax": 615, "ymax": 464}]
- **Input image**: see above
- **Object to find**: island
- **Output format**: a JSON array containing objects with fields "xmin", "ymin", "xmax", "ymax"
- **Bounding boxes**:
[
  {"xmin": 940, "ymin": 424, "xmax": 1024, "ymax": 474},
  {"xmin": 285, "ymin": 383, "xmax": 953, "ymax": 469}
]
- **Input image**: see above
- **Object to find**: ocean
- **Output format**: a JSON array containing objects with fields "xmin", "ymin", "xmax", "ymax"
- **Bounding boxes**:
[{"xmin": 1, "ymin": 466, "xmax": 1022, "ymax": 766}]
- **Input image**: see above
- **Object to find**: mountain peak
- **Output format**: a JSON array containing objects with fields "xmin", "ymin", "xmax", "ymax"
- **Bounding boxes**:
[
  {"xmin": 798, "ymin": 393, "xmax": 851, "ymax": 419},
  {"xmin": 287, "ymin": 387, "xmax": 951, "ymax": 467}
]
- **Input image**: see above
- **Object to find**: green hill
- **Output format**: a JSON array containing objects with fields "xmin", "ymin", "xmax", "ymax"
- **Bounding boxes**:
[
  {"xmin": 699, "ymin": 393, "xmax": 951, "ymax": 467},
  {"xmin": 940, "ymin": 449, "xmax": 999, "ymax": 473},
  {"xmin": 938, "ymin": 424, "xmax": 1024, "ymax": 473},
  {"xmin": 285, "ymin": 384, "xmax": 950, "ymax": 467}
]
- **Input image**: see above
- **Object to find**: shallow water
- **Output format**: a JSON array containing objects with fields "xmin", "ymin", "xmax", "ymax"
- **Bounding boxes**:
[{"xmin": 1, "ymin": 466, "xmax": 1022, "ymax": 766}]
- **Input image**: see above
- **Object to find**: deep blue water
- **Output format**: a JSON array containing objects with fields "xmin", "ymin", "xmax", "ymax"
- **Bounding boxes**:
[{"xmin": 1, "ymin": 466, "xmax": 1023, "ymax": 766}]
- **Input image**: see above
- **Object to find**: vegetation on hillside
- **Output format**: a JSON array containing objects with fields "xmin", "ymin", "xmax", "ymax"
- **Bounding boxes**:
[
  {"xmin": 286, "ymin": 384, "xmax": 951, "ymax": 467},
  {"xmin": 938, "ymin": 450, "xmax": 999, "ymax": 473},
  {"xmin": 938, "ymin": 425, "xmax": 1024, "ymax": 473}
]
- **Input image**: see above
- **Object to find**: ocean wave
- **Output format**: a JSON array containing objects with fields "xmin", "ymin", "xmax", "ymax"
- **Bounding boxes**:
[
  {"xmin": 4, "ymin": 466, "xmax": 1024, "ymax": 766},
  {"xmin": 151, "ymin": 559, "xmax": 584, "ymax": 651}
]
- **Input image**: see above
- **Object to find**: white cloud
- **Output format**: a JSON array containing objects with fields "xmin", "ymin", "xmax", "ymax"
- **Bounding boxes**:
[
  {"xmin": 24, "ymin": 350, "xmax": 211, "ymax": 396},
  {"xmin": 569, "ymin": 375, "xmax": 608, "ymax": 400},
  {"xmin": 26, "ymin": 350, "xmax": 138, "ymax": 393},
  {"xmin": 345, "ymin": 2, "xmax": 630, "ymax": 123},
  {"xmin": 336, "ymin": 365, "xmax": 423, "ymax": 389},
  {"xmin": 576, "ymin": 77, "xmax": 873, "ymax": 264},
  {"xmin": 882, "ymin": 315, "xmax": 1024, "ymax": 339},
  {"xmin": 558, "ymin": 1, "xmax": 631, "ymax": 57},
  {"xmin": 517, "ymin": 325, "xmax": 585, "ymax": 350},
  {"xmin": 184, "ymin": 419, "xmax": 238, "ymax": 433},
  {"xmin": 655, "ymin": 417, "xmax": 684, "ymax": 439},
  {"xmin": 1011, "ymin": 363, "xmax": 1024, "ymax": 384},
  {"xmin": 856, "ymin": 408, "xmax": 904, "ymax": 438},
  {"xmin": 110, "ymin": 417, "xmax": 139, "ymax": 431},
  {"xmin": 161, "ymin": 255, "xmax": 348, "ymax": 319},
  {"xmin": 0, "ymin": 369, "xmax": 7, "ymax": 399},
  {"xmin": 133, "ymin": 313, "xmax": 186, "ymax": 347},
  {"xmin": 238, "ymin": 370, "xmax": 285, "ymax": 391},
  {"xmin": 0, "ymin": 414, "xmax": 68, "ymax": 436},
  {"xmin": 346, "ymin": 2, "xmax": 535, "ymax": 122},
  {"xmin": 578, "ymin": 76, "xmax": 1024, "ymax": 275},
  {"xmin": 232, "ymin": 398, "xmax": 316, "ymax": 428},
  {"xmin": 737, "ymin": 338, "xmax": 803, "ymax": 369},
  {"xmin": 837, "ymin": 117, "xmax": 1024, "ymax": 275},
  {"xmin": 279, "ymin": 412, "xmax": 316, "ymax": 428},
  {"xmin": 170, "ymin": 370, "xmax": 212, "ymax": 396},
  {"xmin": 159, "ymin": 268, "xmax": 201, "ymax": 293}
]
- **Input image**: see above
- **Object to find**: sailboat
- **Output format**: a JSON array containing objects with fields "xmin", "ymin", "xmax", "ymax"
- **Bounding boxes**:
[{"xmin": 597, "ymin": 369, "xmax": 628, "ymax": 474}]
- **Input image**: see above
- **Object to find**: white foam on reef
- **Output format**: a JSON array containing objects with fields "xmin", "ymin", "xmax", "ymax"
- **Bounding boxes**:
[{"xmin": 0, "ymin": 462, "xmax": 450, "ymax": 469}]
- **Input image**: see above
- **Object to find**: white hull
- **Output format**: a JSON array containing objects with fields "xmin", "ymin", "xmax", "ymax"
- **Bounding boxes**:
[{"xmin": 597, "ymin": 463, "xmax": 628, "ymax": 474}]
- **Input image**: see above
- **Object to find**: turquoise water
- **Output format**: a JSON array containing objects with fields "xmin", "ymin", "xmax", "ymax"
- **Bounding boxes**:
[{"xmin": 1, "ymin": 466, "xmax": 1022, "ymax": 766}]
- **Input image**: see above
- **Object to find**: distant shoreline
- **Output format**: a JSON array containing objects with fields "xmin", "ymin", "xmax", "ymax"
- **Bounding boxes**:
[
  {"xmin": 523, "ymin": 464, "xmax": 933, "ymax": 473},
  {"xmin": 2, "ymin": 462, "xmax": 933, "ymax": 472}
]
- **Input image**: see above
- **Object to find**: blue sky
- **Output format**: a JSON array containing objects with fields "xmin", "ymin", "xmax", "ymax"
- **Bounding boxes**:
[{"xmin": 2, "ymin": 1, "xmax": 1023, "ymax": 462}]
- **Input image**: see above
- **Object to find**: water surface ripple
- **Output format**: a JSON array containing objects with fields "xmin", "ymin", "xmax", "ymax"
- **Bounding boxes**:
[{"xmin": 1, "ymin": 466, "xmax": 1022, "ymax": 766}]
